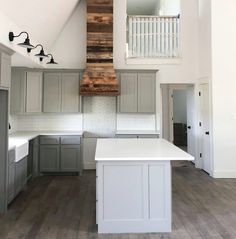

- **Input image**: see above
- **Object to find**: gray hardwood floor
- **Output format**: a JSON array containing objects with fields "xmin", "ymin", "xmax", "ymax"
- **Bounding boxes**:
[{"xmin": 0, "ymin": 164, "xmax": 236, "ymax": 239}]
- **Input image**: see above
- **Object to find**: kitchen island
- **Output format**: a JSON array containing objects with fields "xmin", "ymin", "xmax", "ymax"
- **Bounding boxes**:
[{"xmin": 95, "ymin": 138, "xmax": 194, "ymax": 234}]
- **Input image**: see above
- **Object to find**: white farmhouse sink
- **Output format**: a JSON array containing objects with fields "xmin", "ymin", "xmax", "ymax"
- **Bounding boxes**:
[{"xmin": 9, "ymin": 138, "xmax": 29, "ymax": 162}]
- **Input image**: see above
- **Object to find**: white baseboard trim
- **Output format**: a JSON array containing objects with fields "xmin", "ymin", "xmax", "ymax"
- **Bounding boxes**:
[
  {"xmin": 213, "ymin": 171, "xmax": 236, "ymax": 178},
  {"xmin": 83, "ymin": 162, "xmax": 96, "ymax": 170}
]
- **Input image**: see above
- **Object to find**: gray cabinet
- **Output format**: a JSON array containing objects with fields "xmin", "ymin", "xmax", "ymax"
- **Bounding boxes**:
[
  {"xmin": 8, "ymin": 150, "xmax": 15, "ymax": 203},
  {"xmin": 40, "ymin": 145, "xmax": 60, "ymax": 172},
  {"xmin": 43, "ymin": 73, "xmax": 62, "ymax": 113},
  {"xmin": 61, "ymin": 145, "xmax": 80, "ymax": 172},
  {"xmin": 10, "ymin": 69, "xmax": 43, "ymax": 114},
  {"xmin": 43, "ymin": 72, "xmax": 80, "ymax": 113},
  {"xmin": 0, "ymin": 52, "xmax": 11, "ymax": 88},
  {"xmin": 39, "ymin": 135, "xmax": 81, "ymax": 173},
  {"xmin": 26, "ymin": 72, "xmax": 43, "ymax": 113},
  {"xmin": 118, "ymin": 72, "xmax": 156, "ymax": 113},
  {"xmin": 116, "ymin": 134, "xmax": 159, "ymax": 138},
  {"xmin": 137, "ymin": 74, "xmax": 155, "ymax": 113},
  {"xmin": 15, "ymin": 157, "xmax": 27, "ymax": 196},
  {"xmin": 27, "ymin": 138, "xmax": 39, "ymax": 180},
  {"xmin": 119, "ymin": 73, "xmax": 138, "ymax": 113},
  {"xmin": 61, "ymin": 73, "xmax": 80, "ymax": 113}
]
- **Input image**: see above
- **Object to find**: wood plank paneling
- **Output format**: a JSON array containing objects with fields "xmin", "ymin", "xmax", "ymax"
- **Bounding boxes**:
[{"xmin": 80, "ymin": 0, "xmax": 119, "ymax": 96}]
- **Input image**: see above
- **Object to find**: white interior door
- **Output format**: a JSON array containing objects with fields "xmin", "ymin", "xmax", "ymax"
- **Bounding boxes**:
[
  {"xmin": 199, "ymin": 84, "xmax": 211, "ymax": 174},
  {"xmin": 186, "ymin": 86, "xmax": 195, "ymax": 158}
]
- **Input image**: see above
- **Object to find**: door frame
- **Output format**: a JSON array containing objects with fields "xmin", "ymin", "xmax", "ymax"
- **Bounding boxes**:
[
  {"xmin": 198, "ymin": 83, "xmax": 213, "ymax": 175},
  {"xmin": 161, "ymin": 83, "xmax": 199, "ymax": 165},
  {"xmin": 168, "ymin": 84, "xmax": 190, "ymax": 144}
]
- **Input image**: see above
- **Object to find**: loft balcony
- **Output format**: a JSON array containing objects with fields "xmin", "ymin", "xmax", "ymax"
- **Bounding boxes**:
[{"xmin": 126, "ymin": 15, "xmax": 181, "ymax": 65}]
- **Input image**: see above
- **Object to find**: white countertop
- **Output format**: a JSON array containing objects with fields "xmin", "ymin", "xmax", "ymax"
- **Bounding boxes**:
[
  {"xmin": 95, "ymin": 138, "xmax": 194, "ymax": 161},
  {"xmin": 116, "ymin": 130, "xmax": 160, "ymax": 135},
  {"xmin": 9, "ymin": 131, "xmax": 84, "ymax": 150}
]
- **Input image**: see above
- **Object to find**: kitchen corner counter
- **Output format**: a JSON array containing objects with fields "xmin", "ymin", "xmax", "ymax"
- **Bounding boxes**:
[{"xmin": 9, "ymin": 131, "xmax": 84, "ymax": 141}]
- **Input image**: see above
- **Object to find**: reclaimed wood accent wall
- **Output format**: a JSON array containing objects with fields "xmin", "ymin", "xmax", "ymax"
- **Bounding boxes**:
[{"xmin": 80, "ymin": 0, "xmax": 119, "ymax": 96}]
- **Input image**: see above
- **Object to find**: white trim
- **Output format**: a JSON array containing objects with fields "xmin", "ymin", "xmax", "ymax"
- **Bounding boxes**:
[
  {"xmin": 213, "ymin": 171, "xmax": 236, "ymax": 178},
  {"xmin": 126, "ymin": 57, "xmax": 182, "ymax": 65}
]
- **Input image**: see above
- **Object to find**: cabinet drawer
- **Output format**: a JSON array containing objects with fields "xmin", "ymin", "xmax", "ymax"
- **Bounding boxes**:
[
  {"xmin": 61, "ymin": 136, "xmax": 80, "ymax": 145},
  {"xmin": 116, "ymin": 135, "xmax": 138, "ymax": 138},
  {"xmin": 137, "ymin": 135, "xmax": 159, "ymax": 138},
  {"xmin": 40, "ymin": 136, "xmax": 60, "ymax": 145}
]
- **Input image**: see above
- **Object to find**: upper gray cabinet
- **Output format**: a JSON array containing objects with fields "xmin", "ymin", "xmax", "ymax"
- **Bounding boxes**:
[
  {"xmin": 43, "ymin": 72, "xmax": 80, "ymax": 113},
  {"xmin": 26, "ymin": 72, "xmax": 43, "ymax": 113},
  {"xmin": 61, "ymin": 73, "xmax": 80, "ymax": 113},
  {"xmin": 137, "ymin": 73, "xmax": 155, "ymax": 113},
  {"xmin": 0, "ymin": 52, "xmax": 11, "ymax": 89},
  {"xmin": 119, "ymin": 73, "xmax": 138, "ymax": 113},
  {"xmin": 10, "ymin": 69, "xmax": 43, "ymax": 114},
  {"xmin": 118, "ymin": 72, "xmax": 156, "ymax": 113},
  {"xmin": 43, "ymin": 73, "xmax": 62, "ymax": 113}
]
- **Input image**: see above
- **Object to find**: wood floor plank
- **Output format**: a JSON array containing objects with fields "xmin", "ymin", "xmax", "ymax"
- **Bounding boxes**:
[{"xmin": 0, "ymin": 164, "xmax": 236, "ymax": 239}]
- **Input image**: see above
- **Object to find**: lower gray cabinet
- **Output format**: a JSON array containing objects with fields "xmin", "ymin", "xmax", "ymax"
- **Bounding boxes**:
[
  {"xmin": 116, "ymin": 134, "xmax": 159, "ymax": 138},
  {"xmin": 8, "ymin": 150, "xmax": 15, "ymax": 203},
  {"xmin": 40, "ymin": 145, "xmax": 60, "ymax": 172},
  {"xmin": 8, "ymin": 150, "xmax": 28, "ymax": 204},
  {"xmin": 61, "ymin": 145, "xmax": 80, "ymax": 172},
  {"xmin": 15, "ymin": 157, "xmax": 27, "ymax": 196},
  {"xmin": 39, "ymin": 135, "xmax": 81, "ymax": 173}
]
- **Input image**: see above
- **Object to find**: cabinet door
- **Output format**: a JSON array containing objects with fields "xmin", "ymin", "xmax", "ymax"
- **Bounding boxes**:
[
  {"xmin": 61, "ymin": 145, "xmax": 80, "ymax": 172},
  {"xmin": 0, "ymin": 53, "xmax": 11, "ymax": 88},
  {"xmin": 40, "ymin": 145, "xmax": 60, "ymax": 172},
  {"xmin": 22, "ymin": 157, "xmax": 27, "ymax": 187},
  {"xmin": 119, "ymin": 73, "xmax": 138, "ymax": 113},
  {"xmin": 43, "ymin": 73, "xmax": 62, "ymax": 113},
  {"xmin": 138, "ymin": 73, "xmax": 156, "ymax": 113},
  {"xmin": 27, "ymin": 141, "xmax": 34, "ymax": 180},
  {"xmin": 10, "ymin": 70, "xmax": 26, "ymax": 114},
  {"xmin": 82, "ymin": 138, "xmax": 97, "ymax": 170},
  {"xmin": 8, "ymin": 163, "xmax": 15, "ymax": 203},
  {"xmin": 61, "ymin": 73, "xmax": 80, "ymax": 113},
  {"xmin": 14, "ymin": 162, "xmax": 21, "ymax": 196},
  {"xmin": 26, "ymin": 72, "xmax": 42, "ymax": 113},
  {"xmin": 14, "ymin": 157, "xmax": 27, "ymax": 196}
]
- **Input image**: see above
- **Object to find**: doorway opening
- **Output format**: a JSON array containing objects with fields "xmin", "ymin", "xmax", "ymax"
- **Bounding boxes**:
[
  {"xmin": 172, "ymin": 89, "xmax": 187, "ymax": 151},
  {"xmin": 161, "ymin": 84, "xmax": 196, "ymax": 166}
]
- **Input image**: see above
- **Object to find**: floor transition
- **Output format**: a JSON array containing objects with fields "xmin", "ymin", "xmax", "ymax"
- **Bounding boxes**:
[{"xmin": 0, "ymin": 164, "xmax": 236, "ymax": 239}]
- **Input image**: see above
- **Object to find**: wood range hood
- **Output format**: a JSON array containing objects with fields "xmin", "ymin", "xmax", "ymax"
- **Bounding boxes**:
[{"xmin": 80, "ymin": 0, "xmax": 119, "ymax": 96}]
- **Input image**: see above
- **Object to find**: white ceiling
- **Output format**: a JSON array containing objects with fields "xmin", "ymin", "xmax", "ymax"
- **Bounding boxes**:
[
  {"xmin": 0, "ymin": 0, "xmax": 80, "ymax": 50},
  {"xmin": 127, "ymin": 0, "xmax": 160, "ymax": 15}
]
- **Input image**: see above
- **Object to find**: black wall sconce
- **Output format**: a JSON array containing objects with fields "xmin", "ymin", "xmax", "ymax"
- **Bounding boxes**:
[
  {"xmin": 46, "ymin": 54, "xmax": 58, "ymax": 64},
  {"xmin": 28, "ymin": 44, "xmax": 48, "ymax": 62},
  {"xmin": 9, "ymin": 31, "xmax": 34, "ymax": 49}
]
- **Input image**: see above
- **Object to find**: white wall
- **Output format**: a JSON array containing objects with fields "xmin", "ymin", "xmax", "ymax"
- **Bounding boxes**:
[
  {"xmin": 159, "ymin": 0, "xmax": 180, "ymax": 16},
  {"xmin": 0, "ymin": 11, "xmax": 45, "ymax": 68},
  {"xmin": 50, "ymin": 0, "xmax": 198, "ymax": 82},
  {"xmin": 211, "ymin": 0, "xmax": 236, "ymax": 178},
  {"xmin": 50, "ymin": 0, "xmax": 86, "ymax": 69},
  {"xmin": 198, "ymin": 0, "xmax": 211, "ymax": 80}
]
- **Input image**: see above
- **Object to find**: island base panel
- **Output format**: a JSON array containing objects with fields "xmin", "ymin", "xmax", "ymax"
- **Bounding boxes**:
[{"xmin": 96, "ymin": 160, "xmax": 171, "ymax": 233}]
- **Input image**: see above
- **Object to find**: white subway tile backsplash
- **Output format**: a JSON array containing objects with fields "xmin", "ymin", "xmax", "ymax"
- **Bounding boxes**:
[
  {"xmin": 117, "ymin": 114, "xmax": 157, "ymax": 131},
  {"xmin": 10, "ymin": 100, "xmax": 159, "ymax": 134},
  {"xmin": 15, "ymin": 114, "xmax": 83, "ymax": 131}
]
